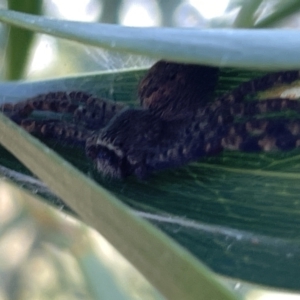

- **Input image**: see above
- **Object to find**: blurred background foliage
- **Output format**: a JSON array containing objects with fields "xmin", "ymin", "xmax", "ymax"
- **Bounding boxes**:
[{"xmin": 2, "ymin": 0, "xmax": 300, "ymax": 299}]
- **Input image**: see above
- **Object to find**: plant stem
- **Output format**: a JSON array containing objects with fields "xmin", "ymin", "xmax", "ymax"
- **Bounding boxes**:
[
  {"xmin": 233, "ymin": 0, "xmax": 263, "ymax": 28},
  {"xmin": 255, "ymin": 0, "xmax": 300, "ymax": 28}
]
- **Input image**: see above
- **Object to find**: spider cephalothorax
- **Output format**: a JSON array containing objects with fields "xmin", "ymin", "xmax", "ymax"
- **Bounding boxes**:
[
  {"xmin": 2, "ymin": 60, "xmax": 300, "ymax": 179},
  {"xmin": 138, "ymin": 60, "xmax": 219, "ymax": 120}
]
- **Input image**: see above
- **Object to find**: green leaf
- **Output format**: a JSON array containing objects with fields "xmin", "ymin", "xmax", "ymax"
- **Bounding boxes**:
[
  {"xmin": 1, "ymin": 9, "xmax": 300, "ymax": 70},
  {"xmin": 255, "ymin": 0, "xmax": 300, "ymax": 28},
  {"xmin": 233, "ymin": 0, "xmax": 263, "ymax": 28},
  {"xmin": 6, "ymin": 0, "xmax": 42, "ymax": 79},
  {"xmin": 0, "ymin": 179, "xmax": 164, "ymax": 300}
]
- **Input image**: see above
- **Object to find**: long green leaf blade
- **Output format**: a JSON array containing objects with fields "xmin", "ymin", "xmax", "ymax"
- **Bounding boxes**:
[
  {"xmin": 233, "ymin": 0, "xmax": 263, "ymax": 28},
  {"xmin": 0, "ymin": 112, "xmax": 238, "ymax": 300},
  {"xmin": 0, "ymin": 9, "xmax": 300, "ymax": 70},
  {"xmin": 255, "ymin": 0, "xmax": 300, "ymax": 28}
]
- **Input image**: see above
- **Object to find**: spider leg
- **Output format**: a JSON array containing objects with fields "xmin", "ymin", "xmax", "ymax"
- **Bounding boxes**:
[
  {"xmin": 194, "ymin": 98, "xmax": 300, "ymax": 152},
  {"xmin": 217, "ymin": 70, "xmax": 300, "ymax": 104},
  {"xmin": 139, "ymin": 117, "xmax": 300, "ymax": 178},
  {"xmin": 71, "ymin": 93, "xmax": 127, "ymax": 130},
  {"xmin": 1, "ymin": 91, "xmax": 82, "ymax": 119},
  {"xmin": 226, "ymin": 98, "xmax": 300, "ymax": 118},
  {"xmin": 0, "ymin": 91, "xmax": 127, "ymax": 130},
  {"xmin": 203, "ymin": 97, "xmax": 300, "ymax": 128},
  {"xmin": 221, "ymin": 118, "xmax": 300, "ymax": 152},
  {"xmin": 16, "ymin": 118, "xmax": 92, "ymax": 146}
]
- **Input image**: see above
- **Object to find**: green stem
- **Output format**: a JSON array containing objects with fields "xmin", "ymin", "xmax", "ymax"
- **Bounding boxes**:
[
  {"xmin": 233, "ymin": 0, "xmax": 263, "ymax": 28},
  {"xmin": 6, "ymin": 0, "xmax": 42, "ymax": 80},
  {"xmin": 255, "ymin": 0, "xmax": 300, "ymax": 28}
]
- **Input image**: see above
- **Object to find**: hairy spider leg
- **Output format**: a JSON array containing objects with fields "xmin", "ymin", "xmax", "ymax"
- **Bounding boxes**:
[
  {"xmin": 69, "ymin": 91, "xmax": 127, "ymax": 130},
  {"xmin": 0, "ymin": 91, "xmax": 127, "ymax": 130},
  {"xmin": 141, "ymin": 117, "xmax": 300, "ymax": 178},
  {"xmin": 204, "ymin": 97, "xmax": 300, "ymax": 128},
  {"xmin": 18, "ymin": 118, "xmax": 92, "ymax": 146},
  {"xmin": 221, "ymin": 118, "xmax": 300, "ymax": 152},
  {"xmin": 217, "ymin": 70, "xmax": 300, "ymax": 105},
  {"xmin": 1, "ymin": 91, "xmax": 82, "ymax": 119}
]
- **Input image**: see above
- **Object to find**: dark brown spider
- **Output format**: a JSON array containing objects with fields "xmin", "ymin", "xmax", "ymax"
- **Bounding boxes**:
[
  {"xmin": 138, "ymin": 61, "xmax": 219, "ymax": 120},
  {"xmin": 2, "ymin": 60, "xmax": 300, "ymax": 179}
]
